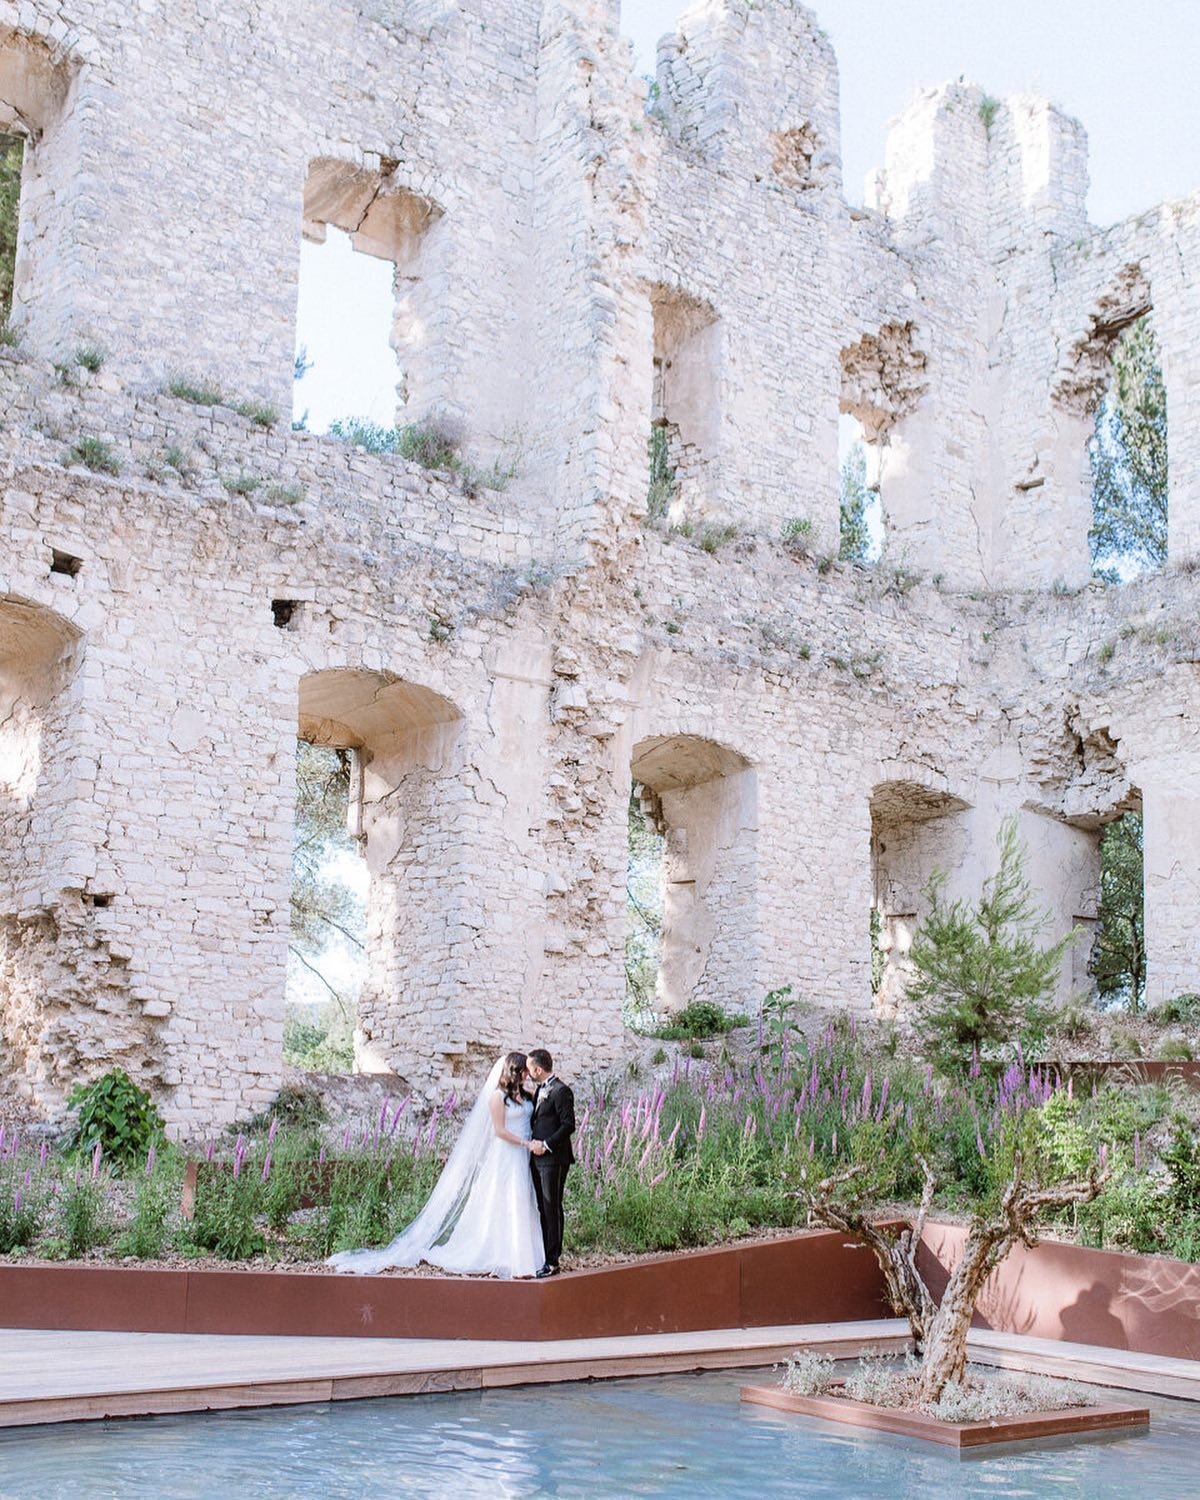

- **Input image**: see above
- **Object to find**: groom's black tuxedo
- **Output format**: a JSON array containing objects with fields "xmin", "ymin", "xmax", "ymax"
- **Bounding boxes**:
[{"xmin": 530, "ymin": 1075, "xmax": 575, "ymax": 1269}]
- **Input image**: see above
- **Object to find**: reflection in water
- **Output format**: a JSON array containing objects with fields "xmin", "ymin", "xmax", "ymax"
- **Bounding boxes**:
[{"xmin": 0, "ymin": 1364, "xmax": 1186, "ymax": 1499}]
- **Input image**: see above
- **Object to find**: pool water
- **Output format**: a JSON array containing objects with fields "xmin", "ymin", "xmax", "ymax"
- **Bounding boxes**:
[{"xmin": 1, "ymin": 1366, "xmax": 1197, "ymax": 1499}]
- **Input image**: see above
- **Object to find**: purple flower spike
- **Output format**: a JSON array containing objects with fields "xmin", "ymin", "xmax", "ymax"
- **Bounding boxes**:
[
  {"xmin": 145, "ymin": 1145, "xmax": 156, "ymax": 1177},
  {"xmin": 39, "ymin": 1141, "xmax": 48, "ymax": 1167},
  {"xmin": 261, "ymin": 1151, "xmax": 273, "ymax": 1182},
  {"xmin": 205, "ymin": 1140, "xmax": 215, "ymax": 1162},
  {"xmin": 91, "ymin": 1141, "xmax": 103, "ymax": 1180},
  {"xmin": 268, "ymin": 1115, "xmax": 279, "ymax": 1144}
]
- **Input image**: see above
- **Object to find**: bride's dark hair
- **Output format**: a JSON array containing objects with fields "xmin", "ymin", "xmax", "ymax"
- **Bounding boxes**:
[{"xmin": 497, "ymin": 1051, "xmax": 528, "ymax": 1104}]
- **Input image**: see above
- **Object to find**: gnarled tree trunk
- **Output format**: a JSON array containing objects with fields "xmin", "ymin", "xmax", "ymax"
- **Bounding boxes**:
[{"xmin": 805, "ymin": 1151, "xmax": 1107, "ymax": 1405}]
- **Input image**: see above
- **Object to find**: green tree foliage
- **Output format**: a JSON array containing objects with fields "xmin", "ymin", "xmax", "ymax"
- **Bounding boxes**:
[
  {"xmin": 646, "ymin": 425, "xmax": 676, "ymax": 522},
  {"xmin": 1091, "ymin": 812, "xmax": 1145, "ymax": 1012},
  {"xmin": 838, "ymin": 440, "xmax": 870, "ymax": 562},
  {"xmin": 290, "ymin": 742, "xmax": 364, "ymax": 1023},
  {"xmin": 0, "ymin": 134, "xmax": 22, "ymax": 320},
  {"xmin": 1089, "ymin": 317, "xmax": 1168, "ymax": 577},
  {"xmin": 625, "ymin": 785, "xmax": 664, "ymax": 1023},
  {"xmin": 908, "ymin": 819, "xmax": 1073, "ymax": 1072}
]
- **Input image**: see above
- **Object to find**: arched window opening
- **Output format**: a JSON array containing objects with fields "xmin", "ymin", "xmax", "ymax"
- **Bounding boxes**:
[
  {"xmin": 870, "ymin": 780, "xmax": 970, "ymax": 1012},
  {"xmin": 1, "ymin": 596, "xmax": 84, "ymax": 1104},
  {"xmin": 1088, "ymin": 315, "xmax": 1167, "ymax": 583},
  {"xmin": 625, "ymin": 784, "xmax": 665, "ymax": 1028},
  {"xmin": 292, "ymin": 668, "xmax": 462, "ymax": 1078},
  {"xmin": 287, "ymin": 740, "xmax": 366, "ymax": 1073},
  {"xmin": 0, "ymin": 31, "xmax": 75, "ymax": 340},
  {"xmin": 293, "ymin": 159, "xmax": 442, "ymax": 435},
  {"xmin": 838, "ymin": 413, "xmax": 884, "ymax": 563},
  {"xmin": 648, "ymin": 285, "xmax": 721, "ymax": 524},
  {"xmin": 1090, "ymin": 805, "xmax": 1145, "ymax": 1013},
  {"xmin": 839, "ymin": 323, "xmax": 927, "ymax": 564},
  {"xmin": 627, "ymin": 735, "xmax": 756, "ymax": 1024}
]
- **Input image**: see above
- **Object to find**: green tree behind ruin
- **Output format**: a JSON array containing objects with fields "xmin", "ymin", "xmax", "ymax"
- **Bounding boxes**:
[
  {"xmin": 1091, "ymin": 811, "xmax": 1146, "ymax": 1012},
  {"xmin": 0, "ymin": 135, "xmax": 22, "ymax": 321},
  {"xmin": 1089, "ymin": 318, "xmax": 1168, "ymax": 577},
  {"xmin": 838, "ymin": 440, "xmax": 870, "ymax": 562}
]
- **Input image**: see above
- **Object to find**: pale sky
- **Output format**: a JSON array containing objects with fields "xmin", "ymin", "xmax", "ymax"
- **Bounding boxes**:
[
  {"xmin": 621, "ymin": 0, "xmax": 1200, "ymax": 224},
  {"xmin": 295, "ymin": 0, "xmax": 1199, "ymax": 429}
]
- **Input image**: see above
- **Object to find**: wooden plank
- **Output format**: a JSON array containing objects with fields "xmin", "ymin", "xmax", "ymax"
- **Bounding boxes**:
[{"xmin": 740, "ymin": 1384, "xmax": 1149, "ymax": 1449}]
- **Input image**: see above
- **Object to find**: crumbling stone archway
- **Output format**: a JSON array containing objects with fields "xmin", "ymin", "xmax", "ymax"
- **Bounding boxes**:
[
  {"xmin": 0, "ymin": 594, "xmax": 86, "ymax": 1101},
  {"xmin": 629, "ymin": 734, "xmax": 756, "ymax": 1017},
  {"xmin": 0, "ymin": 27, "xmax": 79, "ymax": 343},
  {"xmin": 869, "ymin": 776, "xmax": 971, "ymax": 1012},
  {"xmin": 648, "ymin": 284, "xmax": 721, "ymax": 523},
  {"xmin": 296, "ymin": 668, "xmax": 464, "ymax": 1077}
]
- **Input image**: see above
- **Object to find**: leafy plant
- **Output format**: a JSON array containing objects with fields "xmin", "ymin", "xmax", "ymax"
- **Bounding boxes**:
[
  {"xmin": 234, "ymin": 399, "xmax": 278, "ymax": 428},
  {"xmin": 75, "ymin": 344, "xmax": 105, "ymax": 373},
  {"xmin": 0, "ymin": 133, "xmax": 20, "ymax": 321},
  {"xmin": 1158, "ymin": 993, "xmax": 1200, "ymax": 1026},
  {"xmin": 118, "ymin": 1149, "xmax": 178, "ymax": 1258},
  {"xmin": 68, "ymin": 1068, "xmax": 165, "ymax": 1170},
  {"xmin": 908, "ymin": 819, "xmax": 1073, "ymax": 1074},
  {"xmin": 653, "ymin": 1000, "xmax": 749, "ymax": 1040},
  {"xmin": 978, "ymin": 95, "xmax": 1001, "ymax": 130},
  {"xmin": 58, "ymin": 1165, "xmax": 111, "ymax": 1257},
  {"xmin": 168, "ymin": 375, "xmax": 224, "ymax": 406},
  {"xmin": 63, "ymin": 437, "xmax": 121, "ymax": 476},
  {"xmin": 222, "ymin": 471, "xmax": 262, "ymax": 496},
  {"xmin": 646, "ymin": 425, "xmax": 676, "ymax": 521},
  {"xmin": 0, "ymin": 1182, "xmax": 42, "ymax": 1253}
]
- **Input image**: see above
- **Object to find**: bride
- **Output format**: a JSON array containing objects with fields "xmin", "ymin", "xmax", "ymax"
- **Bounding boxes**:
[{"xmin": 328, "ymin": 1051, "xmax": 546, "ymax": 1279}]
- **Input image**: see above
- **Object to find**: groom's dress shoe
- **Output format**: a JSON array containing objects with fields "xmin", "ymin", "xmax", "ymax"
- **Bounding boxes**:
[{"xmin": 535, "ymin": 1264, "xmax": 559, "ymax": 1278}]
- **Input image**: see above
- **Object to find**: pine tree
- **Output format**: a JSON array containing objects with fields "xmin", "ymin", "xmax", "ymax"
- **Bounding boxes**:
[{"xmin": 908, "ymin": 819, "xmax": 1073, "ymax": 1072}]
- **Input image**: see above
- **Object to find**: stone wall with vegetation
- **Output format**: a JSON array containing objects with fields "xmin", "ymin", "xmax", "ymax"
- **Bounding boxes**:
[{"xmin": 0, "ymin": 0, "xmax": 1197, "ymax": 1130}]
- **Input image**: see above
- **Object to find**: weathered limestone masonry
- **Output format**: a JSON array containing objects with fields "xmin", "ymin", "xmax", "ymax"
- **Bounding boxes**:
[{"xmin": 0, "ymin": 0, "xmax": 1197, "ymax": 1131}]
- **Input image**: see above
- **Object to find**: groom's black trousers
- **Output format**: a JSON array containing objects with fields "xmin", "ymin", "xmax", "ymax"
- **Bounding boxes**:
[{"xmin": 531, "ymin": 1156, "xmax": 569, "ymax": 1267}]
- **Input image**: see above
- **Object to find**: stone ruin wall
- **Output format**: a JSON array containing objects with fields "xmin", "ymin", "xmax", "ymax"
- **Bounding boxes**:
[{"xmin": 0, "ymin": 0, "xmax": 1197, "ymax": 1132}]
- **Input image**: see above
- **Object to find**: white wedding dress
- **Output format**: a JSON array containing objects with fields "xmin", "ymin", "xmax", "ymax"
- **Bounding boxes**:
[{"xmin": 329, "ymin": 1061, "xmax": 545, "ymax": 1280}]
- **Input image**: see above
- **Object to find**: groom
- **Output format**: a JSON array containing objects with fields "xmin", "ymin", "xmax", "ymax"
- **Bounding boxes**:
[{"xmin": 526, "ymin": 1048, "xmax": 575, "ymax": 1278}]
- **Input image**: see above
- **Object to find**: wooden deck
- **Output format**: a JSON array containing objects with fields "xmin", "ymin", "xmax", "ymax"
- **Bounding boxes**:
[
  {"xmin": 0, "ymin": 1319, "xmax": 907, "ymax": 1429},
  {"xmin": 1, "ymin": 1320, "xmax": 1198, "ymax": 1430}
]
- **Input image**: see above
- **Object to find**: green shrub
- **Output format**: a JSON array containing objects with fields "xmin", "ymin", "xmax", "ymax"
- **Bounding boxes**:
[
  {"xmin": 186, "ymin": 1155, "xmax": 265, "ymax": 1260},
  {"xmin": 63, "ymin": 437, "xmax": 120, "ymax": 475},
  {"xmin": 118, "ymin": 1150, "xmax": 178, "ymax": 1258},
  {"xmin": 68, "ymin": 1068, "xmax": 165, "ymax": 1170},
  {"xmin": 0, "ymin": 1182, "xmax": 42, "ymax": 1253},
  {"xmin": 1157, "ymin": 1037, "xmax": 1196, "ymax": 1061},
  {"xmin": 234, "ymin": 399, "xmax": 278, "ymax": 428},
  {"xmin": 222, "ymin": 471, "xmax": 262, "ymax": 496},
  {"xmin": 653, "ymin": 1001, "xmax": 748, "ymax": 1040},
  {"xmin": 168, "ymin": 376, "xmax": 223, "ymax": 405},
  {"xmin": 58, "ymin": 1168, "xmax": 111, "ymax": 1257},
  {"xmin": 75, "ymin": 344, "xmax": 105, "ymax": 373},
  {"xmin": 1158, "ymin": 993, "xmax": 1200, "ymax": 1025}
]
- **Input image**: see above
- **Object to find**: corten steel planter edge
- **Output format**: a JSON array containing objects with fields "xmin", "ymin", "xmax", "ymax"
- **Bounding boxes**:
[
  {"xmin": 920, "ymin": 1220, "xmax": 1200, "ymax": 1363},
  {"xmin": 0, "ymin": 1227, "xmax": 887, "ymax": 1341},
  {"xmin": 739, "ymin": 1384, "xmax": 1150, "ymax": 1448}
]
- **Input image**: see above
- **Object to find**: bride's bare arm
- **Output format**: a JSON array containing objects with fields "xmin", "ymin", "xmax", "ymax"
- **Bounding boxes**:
[{"xmin": 488, "ymin": 1089, "xmax": 535, "ymax": 1149}]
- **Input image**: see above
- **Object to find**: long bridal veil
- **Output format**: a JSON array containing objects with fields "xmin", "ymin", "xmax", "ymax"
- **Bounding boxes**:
[{"xmin": 329, "ymin": 1056, "xmax": 505, "ymax": 1274}]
